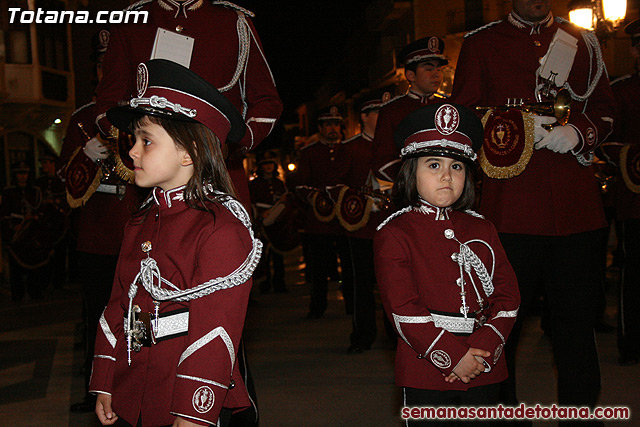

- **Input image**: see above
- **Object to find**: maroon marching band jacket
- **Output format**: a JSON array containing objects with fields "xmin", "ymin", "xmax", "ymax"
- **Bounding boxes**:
[
  {"xmin": 295, "ymin": 139, "xmax": 350, "ymax": 235},
  {"xmin": 374, "ymin": 202, "xmax": 520, "ymax": 390},
  {"xmin": 94, "ymin": 0, "xmax": 282, "ymax": 209},
  {"xmin": 57, "ymin": 102, "xmax": 138, "ymax": 256},
  {"xmin": 342, "ymin": 132, "xmax": 388, "ymax": 240},
  {"xmin": 371, "ymin": 90, "xmax": 447, "ymax": 182},
  {"xmin": 605, "ymin": 72, "xmax": 640, "ymax": 221},
  {"xmin": 451, "ymin": 15, "xmax": 615, "ymax": 236},
  {"xmin": 89, "ymin": 187, "xmax": 254, "ymax": 426}
]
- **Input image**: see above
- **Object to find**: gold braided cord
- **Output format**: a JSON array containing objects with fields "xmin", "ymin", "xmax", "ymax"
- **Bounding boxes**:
[
  {"xmin": 108, "ymin": 126, "xmax": 136, "ymax": 184},
  {"xmin": 620, "ymin": 145, "xmax": 640, "ymax": 194},
  {"xmin": 478, "ymin": 110, "xmax": 535, "ymax": 180}
]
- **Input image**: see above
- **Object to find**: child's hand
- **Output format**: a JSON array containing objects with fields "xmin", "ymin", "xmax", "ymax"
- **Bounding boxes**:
[
  {"xmin": 95, "ymin": 393, "xmax": 118, "ymax": 425},
  {"xmin": 450, "ymin": 347, "xmax": 490, "ymax": 384}
]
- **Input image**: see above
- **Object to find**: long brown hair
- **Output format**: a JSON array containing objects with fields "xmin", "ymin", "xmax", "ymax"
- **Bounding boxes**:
[
  {"xmin": 392, "ymin": 157, "xmax": 476, "ymax": 211},
  {"xmin": 130, "ymin": 114, "xmax": 237, "ymax": 220}
]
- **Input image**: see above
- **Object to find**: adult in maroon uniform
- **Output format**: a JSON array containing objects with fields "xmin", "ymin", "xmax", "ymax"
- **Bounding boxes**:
[
  {"xmin": 371, "ymin": 36, "xmax": 448, "ymax": 182},
  {"xmin": 450, "ymin": 0, "xmax": 615, "ymax": 422},
  {"xmin": 602, "ymin": 19, "xmax": 640, "ymax": 366},
  {"xmin": 60, "ymin": 31, "xmax": 142, "ymax": 413},
  {"xmin": 341, "ymin": 92, "xmax": 388, "ymax": 353},
  {"xmin": 95, "ymin": 0, "xmax": 282, "ymax": 209},
  {"xmin": 294, "ymin": 106, "xmax": 353, "ymax": 319},
  {"xmin": 248, "ymin": 151, "xmax": 287, "ymax": 293}
]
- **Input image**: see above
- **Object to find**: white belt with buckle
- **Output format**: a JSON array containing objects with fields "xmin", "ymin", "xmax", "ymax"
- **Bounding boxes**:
[
  {"xmin": 431, "ymin": 313, "xmax": 475, "ymax": 334},
  {"xmin": 154, "ymin": 311, "xmax": 189, "ymax": 340}
]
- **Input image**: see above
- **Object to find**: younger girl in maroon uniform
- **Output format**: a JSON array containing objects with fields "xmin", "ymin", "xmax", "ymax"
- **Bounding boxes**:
[
  {"xmin": 374, "ymin": 103, "xmax": 520, "ymax": 426},
  {"xmin": 89, "ymin": 59, "xmax": 262, "ymax": 427}
]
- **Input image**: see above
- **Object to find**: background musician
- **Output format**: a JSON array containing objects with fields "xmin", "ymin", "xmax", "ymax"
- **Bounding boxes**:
[{"xmin": 451, "ymin": 1, "xmax": 616, "ymax": 424}]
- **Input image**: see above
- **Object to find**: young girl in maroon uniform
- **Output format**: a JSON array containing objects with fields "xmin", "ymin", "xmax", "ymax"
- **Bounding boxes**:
[
  {"xmin": 89, "ymin": 59, "xmax": 262, "ymax": 427},
  {"xmin": 374, "ymin": 103, "xmax": 520, "ymax": 426}
]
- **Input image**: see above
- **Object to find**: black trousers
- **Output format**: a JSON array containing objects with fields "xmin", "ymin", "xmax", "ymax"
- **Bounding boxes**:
[
  {"xmin": 403, "ymin": 384, "xmax": 499, "ymax": 426},
  {"xmin": 307, "ymin": 233, "xmax": 353, "ymax": 316},
  {"xmin": 78, "ymin": 252, "xmax": 118, "ymax": 394},
  {"xmin": 347, "ymin": 236, "xmax": 377, "ymax": 347},
  {"xmin": 618, "ymin": 219, "xmax": 640, "ymax": 360},
  {"xmin": 498, "ymin": 231, "xmax": 603, "ymax": 424}
]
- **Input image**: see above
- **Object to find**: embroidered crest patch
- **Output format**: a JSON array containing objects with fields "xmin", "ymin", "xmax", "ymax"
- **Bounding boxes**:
[
  {"xmin": 435, "ymin": 104, "xmax": 459, "ymax": 136},
  {"xmin": 586, "ymin": 127, "xmax": 596, "ymax": 146},
  {"xmin": 428, "ymin": 36, "xmax": 439, "ymax": 52},
  {"xmin": 493, "ymin": 343, "xmax": 504, "ymax": 364},
  {"xmin": 430, "ymin": 349, "xmax": 452, "ymax": 369},
  {"xmin": 192, "ymin": 386, "xmax": 215, "ymax": 414},
  {"xmin": 137, "ymin": 63, "xmax": 149, "ymax": 98}
]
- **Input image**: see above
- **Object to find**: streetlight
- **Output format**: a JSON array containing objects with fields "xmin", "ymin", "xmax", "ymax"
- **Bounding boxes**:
[{"xmin": 568, "ymin": 0, "xmax": 627, "ymax": 40}]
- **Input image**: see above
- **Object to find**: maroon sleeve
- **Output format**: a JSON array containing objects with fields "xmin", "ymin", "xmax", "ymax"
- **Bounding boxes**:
[
  {"xmin": 170, "ymin": 219, "xmax": 252, "ymax": 424},
  {"xmin": 238, "ymin": 16, "xmax": 283, "ymax": 151},
  {"xmin": 371, "ymin": 108, "xmax": 402, "ymax": 182}
]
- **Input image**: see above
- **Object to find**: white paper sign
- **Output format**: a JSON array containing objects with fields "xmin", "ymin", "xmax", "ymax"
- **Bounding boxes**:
[
  {"xmin": 150, "ymin": 28, "xmax": 194, "ymax": 68},
  {"xmin": 538, "ymin": 29, "xmax": 578, "ymax": 87}
]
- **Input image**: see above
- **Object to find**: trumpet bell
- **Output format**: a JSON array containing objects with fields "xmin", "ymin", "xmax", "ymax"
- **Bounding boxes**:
[{"xmin": 553, "ymin": 88, "xmax": 571, "ymax": 126}]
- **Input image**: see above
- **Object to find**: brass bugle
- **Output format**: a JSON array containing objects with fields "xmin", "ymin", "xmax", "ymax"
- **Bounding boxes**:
[{"xmin": 476, "ymin": 88, "xmax": 571, "ymax": 126}]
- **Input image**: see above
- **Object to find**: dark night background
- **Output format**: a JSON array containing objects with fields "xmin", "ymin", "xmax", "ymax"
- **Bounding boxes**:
[{"xmin": 240, "ymin": 0, "xmax": 373, "ymax": 122}]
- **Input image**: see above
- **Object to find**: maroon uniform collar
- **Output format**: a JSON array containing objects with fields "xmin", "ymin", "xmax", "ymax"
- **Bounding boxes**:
[
  {"xmin": 416, "ymin": 198, "xmax": 452, "ymax": 221},
  {"xmin": 507, "ymin": 11, "xmax": 554, "ymax": 35},
  {"xmin": 157, "ymin": 0, "xmax": 204, "ymax": 18}
]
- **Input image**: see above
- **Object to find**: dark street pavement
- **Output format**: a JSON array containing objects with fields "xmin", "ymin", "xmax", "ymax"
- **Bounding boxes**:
[{"xmin": 0, "ymin": 247, "xmax": 637, "ymax": 426}]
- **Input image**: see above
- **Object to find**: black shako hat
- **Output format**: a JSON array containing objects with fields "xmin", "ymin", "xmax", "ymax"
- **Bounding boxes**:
[
  {"xmin": 316, "ymin": 105, "xmax": 344, "ymax": 124},
  {"xmin": 357, "ymin": 90, "xmax": 392, "ymax": 114},
  {"xmin": 107, "ymin": 59, "xmax": 245, "ymax": 144},
  {"xmin": 394, "ymin": 103, "xmax": 484, "ymax": 164},
  {"xmin": 398, "ymin": 36, "xmax": 448, "ymax": 67}
]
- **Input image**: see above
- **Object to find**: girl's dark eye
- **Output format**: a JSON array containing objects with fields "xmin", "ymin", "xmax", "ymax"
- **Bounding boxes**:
[{"xmin": 143, "ymin": 139, "xmax": 152, "ymax": 146}]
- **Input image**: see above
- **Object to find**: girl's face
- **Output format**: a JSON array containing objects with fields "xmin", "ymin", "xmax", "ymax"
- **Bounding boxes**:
[
  {"xmin": 129, "ymin": 119, "xmax": 193, "ymax": 190},
  {"xmin": 415, "ymin": 156, "xmax": 466, "ymax": 208}
]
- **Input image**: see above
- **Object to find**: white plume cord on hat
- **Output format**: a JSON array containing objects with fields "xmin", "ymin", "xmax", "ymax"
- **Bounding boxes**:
[{"xmin": 125, "ymin": 190, "xmax": 262, "ymax": 364}]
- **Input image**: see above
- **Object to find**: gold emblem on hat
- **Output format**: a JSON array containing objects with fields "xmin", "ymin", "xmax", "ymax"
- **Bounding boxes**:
[
  {"xmin": 330, "ymin": 106, "xmax": 339, "ymax": 117},
  {"xmin": 428, "ymin": 37, "xmax": 439, "ymax": 52}
]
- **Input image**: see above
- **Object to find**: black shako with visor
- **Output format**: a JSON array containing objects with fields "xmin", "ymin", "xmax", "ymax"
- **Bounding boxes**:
[
  {"xmin": 107, "ymin": 59, "xmax": 245, "ymax": 144},
  {"xmin": 398, "ymin": 36, "xmax": 449, "ymax": 67},
  {"xmin": 394, "ymin": 103, "xmax": 484, "ymax": 165}
]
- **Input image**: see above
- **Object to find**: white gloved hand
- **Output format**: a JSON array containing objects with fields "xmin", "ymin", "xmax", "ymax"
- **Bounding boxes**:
[
  {"xmin": 532, "ymin": 115, "xmax": 556, "ymax": 143},
  {"xmin": 83, "ymin": 136, "xmax": 110, "ymax": 162},
  {"xmin": 535, "ymin": 125, "xmax": 579, "ymax": 154}
]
